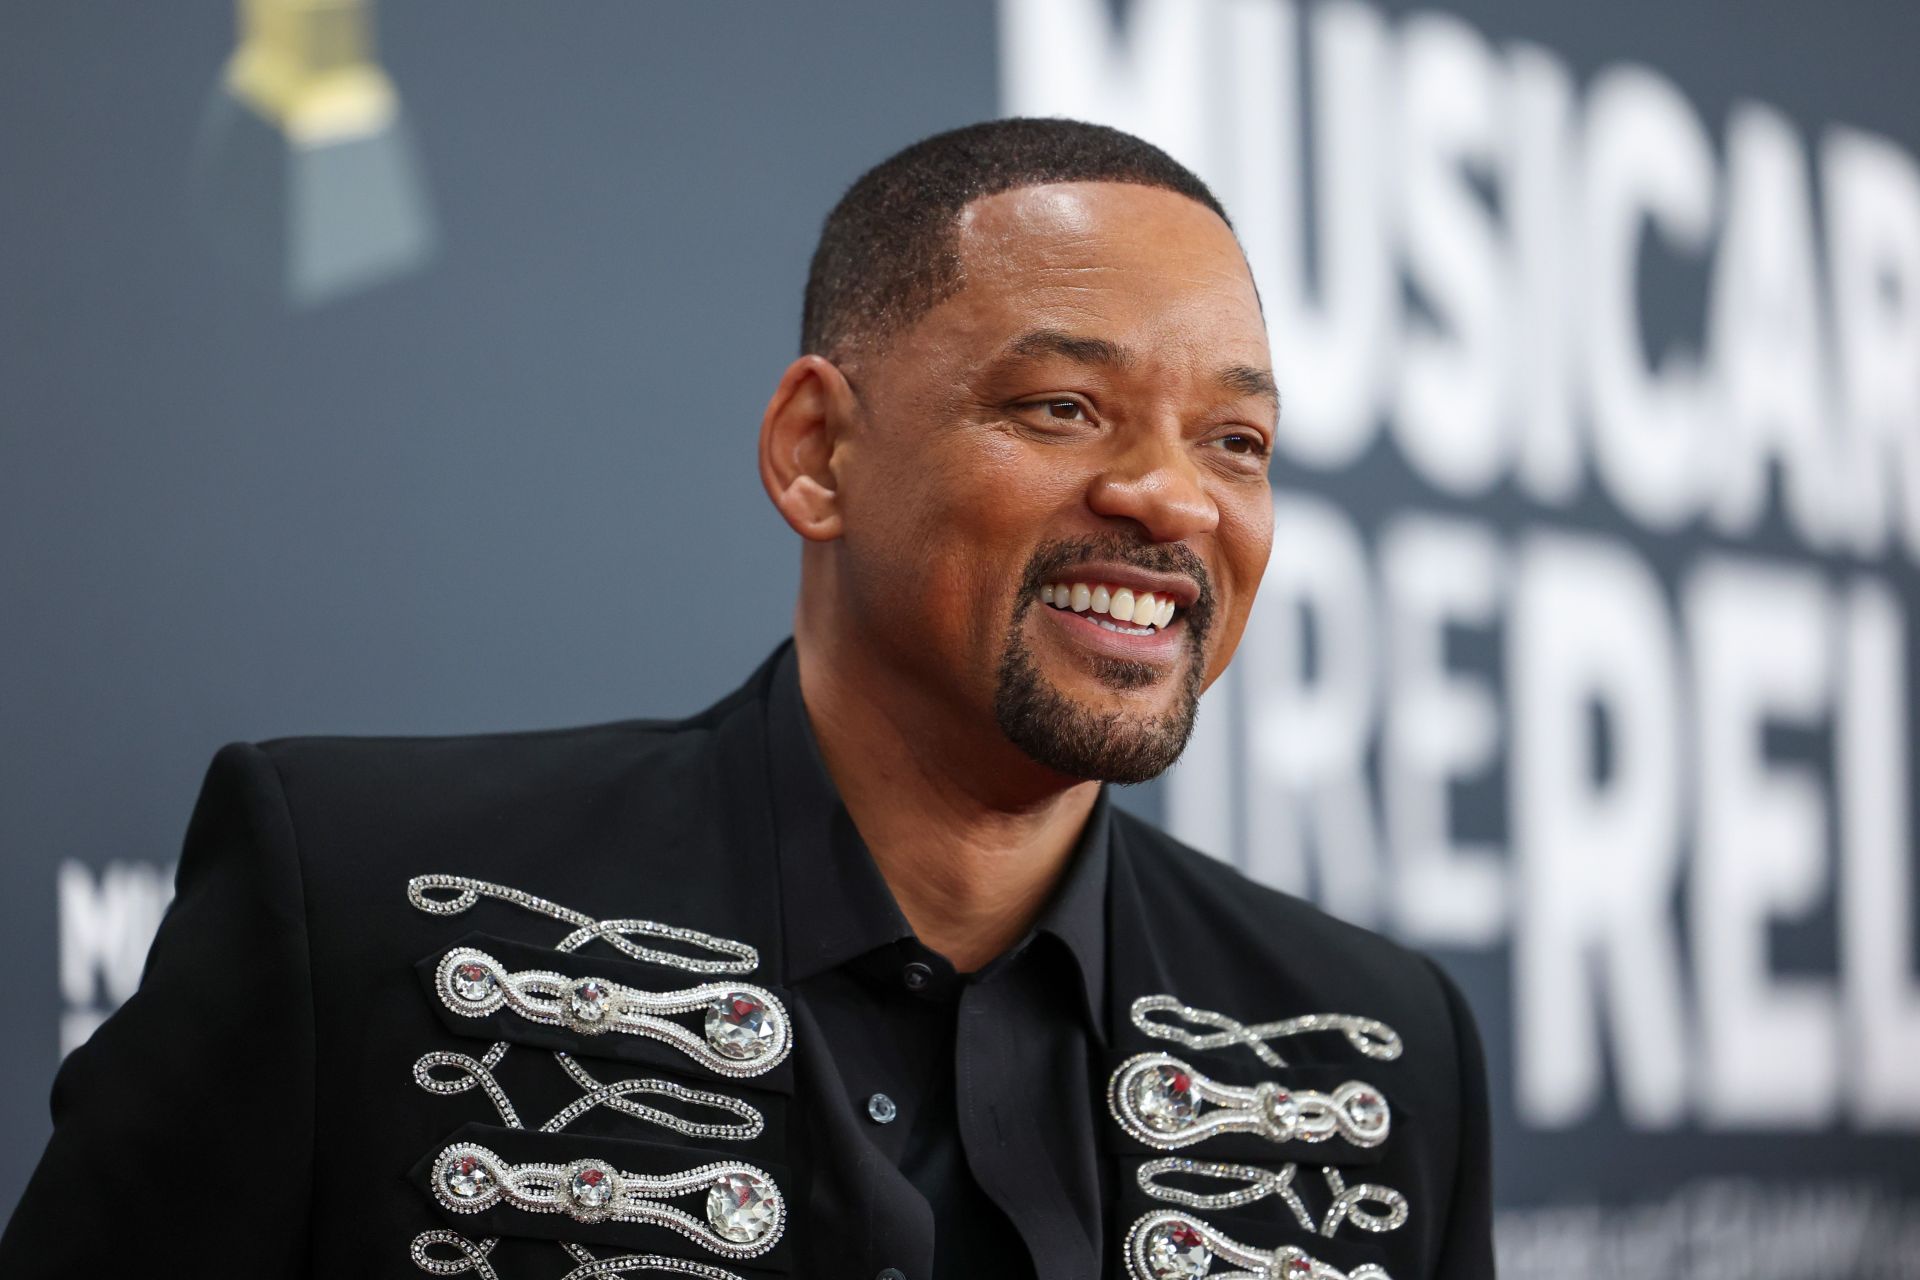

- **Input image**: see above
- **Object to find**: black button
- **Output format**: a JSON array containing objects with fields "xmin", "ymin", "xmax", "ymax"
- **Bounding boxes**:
[
  {"xmin": 866, "ymin": 1092, "xmax": 898, "ymax": 1124},
  {"xmin": 877, "ymin": 1270, "xmax": 907, "ymax": 1280},
  {"xmin": 902, "ymin": 961, "xmax": 932, "ymax": 992}
]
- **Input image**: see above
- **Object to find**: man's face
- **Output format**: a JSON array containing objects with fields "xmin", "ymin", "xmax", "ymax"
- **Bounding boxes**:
[{"xmin": 831, "ymin": 181, "xmax": 1276, "ymax": 783}]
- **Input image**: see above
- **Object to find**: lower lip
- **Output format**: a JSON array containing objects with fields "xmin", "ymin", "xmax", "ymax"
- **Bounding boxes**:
[{"xmin": 1037, "ymin": 601, "xmax": 1187, "ymax": 663}]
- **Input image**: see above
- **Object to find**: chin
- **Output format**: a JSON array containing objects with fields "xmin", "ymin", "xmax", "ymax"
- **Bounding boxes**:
[{"xmin": 993, "ymin": 639, "xmax": 1205, "ymax": 785}]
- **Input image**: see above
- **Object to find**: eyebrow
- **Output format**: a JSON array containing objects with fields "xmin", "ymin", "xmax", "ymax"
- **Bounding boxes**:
[
  {"xmin": 1217, "ymin": 363, "xmax": 1280, "ymax": 405},
  {"xmin": 999, "ymin": 327, "xmax": 1279, "ymax": 406},
  {"xmin": 1005, "ymin": 328, "xmax": 1133, "ymax": 368}
]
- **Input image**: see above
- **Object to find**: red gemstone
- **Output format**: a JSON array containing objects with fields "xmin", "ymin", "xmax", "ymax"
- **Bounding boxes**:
[
  {"xmin": 731, "ymin": 996, "xmax": 759, "ymax": 1018},
  {"xmin": 1170, "ymin": 1224, "xmax": 1202, "ymax": 1248},
  {"xmin": 578, "ymin": 1168, "xmax": 604, "ymax": 1188},
  {"xmin": 1170, "ymin": 1071, "xmax": 1192, "ymax": 1094},
  {"xmin": 456, "ymin": 1155, "xmax": 481, "ymax": 1176}
]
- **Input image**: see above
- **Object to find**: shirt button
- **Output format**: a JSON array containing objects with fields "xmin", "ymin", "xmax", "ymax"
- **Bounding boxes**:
[
  {"xmin": 902, "ymin": 961, "xmax": 932, "ymax": 992},
  {"xmin": 876, "ymin": 1270, "xmax": 907, "ymax": 1280},
  {"xmin": 866, "ymin": 1092, "xmax": 898, "ymax": 1124}
]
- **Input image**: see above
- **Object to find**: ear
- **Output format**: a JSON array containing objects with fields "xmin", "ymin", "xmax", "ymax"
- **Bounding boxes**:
[{"xmin": 759, "ymin": 354, "xmax": 857, "ymax": 542}]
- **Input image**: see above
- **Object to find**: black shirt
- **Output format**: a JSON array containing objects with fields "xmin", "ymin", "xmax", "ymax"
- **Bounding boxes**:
[{"xmin": 767, "ymin": 643, "xmax": 1111, "ymax": 1280}]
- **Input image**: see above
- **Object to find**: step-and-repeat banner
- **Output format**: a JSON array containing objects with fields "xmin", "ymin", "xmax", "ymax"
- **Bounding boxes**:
[{"xmin": 5, "ymin": 3, "xmax": 1916, "ymax": 1274}]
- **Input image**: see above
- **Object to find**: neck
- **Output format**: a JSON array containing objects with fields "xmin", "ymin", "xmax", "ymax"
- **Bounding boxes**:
[{"xmin": 793, "ymin": 635, "xmax": 1099, "ymax": 973}]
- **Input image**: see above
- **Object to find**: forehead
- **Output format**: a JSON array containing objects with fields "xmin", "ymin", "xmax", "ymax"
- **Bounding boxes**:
[{"xmin": 936, "ymin": 181, "xmax": 1266, "ymax": 361}]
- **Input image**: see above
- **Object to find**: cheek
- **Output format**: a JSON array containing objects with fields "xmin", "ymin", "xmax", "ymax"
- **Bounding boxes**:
[
  {"xmin": 1204, "ymin": 489, "xmax": 1276, "ymax": 674},
  {"xmin": 839, "ymin": 435, "xmax": 1076, "ymax": 632}
]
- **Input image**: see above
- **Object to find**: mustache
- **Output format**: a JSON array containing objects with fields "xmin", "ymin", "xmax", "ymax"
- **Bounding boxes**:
[{"xmin": 1016, "ymin": 534, "xmax": 1217, "ymax": 643}]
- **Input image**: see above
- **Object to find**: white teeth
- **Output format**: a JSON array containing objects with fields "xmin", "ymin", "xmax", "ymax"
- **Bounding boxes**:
[{"xmin": 1041, "ymin": 580, "xmax": 1180, "ymax": 631}]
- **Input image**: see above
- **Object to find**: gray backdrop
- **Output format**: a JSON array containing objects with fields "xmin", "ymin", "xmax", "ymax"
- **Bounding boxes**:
[{"xmin": 5, "ymin": 3, "xmax": 1918, "ymax": 1276}]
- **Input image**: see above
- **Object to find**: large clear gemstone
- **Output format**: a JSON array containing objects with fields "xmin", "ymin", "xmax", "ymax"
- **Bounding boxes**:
[
  {"xmin": 568, "ymin": 979, "xmax": 611, "ymax": 1024},
  {"xmin": 569, "ymin": 1163, "xmax": 615, "ymax": 1209},
  {"xmin": 1143, "ymin": 1220, "xmax": 1212, "ymax": 1278},
  {"xmin": 1345, "ymin": 1087, "xmax": 1389, "ymax": 1135},
  {"xmin": 443, "ymin": 1152, "xmax": 493, "ymax": 1200},
  {"xmin": 1131, "ymin": 1064, "xmax": 1199, "ymax": 1132},
  {"xmin": 450, "ymin": 961, "xmax": 496, "ymax": 1003},
  {"xmin": 706, "ymin": 1171, "xmax": 778, "ymax": 1243},
  {"xmin": 705, "ymin": 992, "xmax": 775, "ymax": 1061}
]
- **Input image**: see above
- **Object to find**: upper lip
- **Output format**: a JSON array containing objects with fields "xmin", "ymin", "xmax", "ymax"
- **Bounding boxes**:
[{"xmin": 1044, "ymin": 561, "xmax": 1202, "ymax": 608}]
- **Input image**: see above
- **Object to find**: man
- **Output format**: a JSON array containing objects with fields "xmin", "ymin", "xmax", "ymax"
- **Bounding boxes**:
[{"xmin": 2, "ymin": 118, "xmax": 1492, "ymax": 1279}]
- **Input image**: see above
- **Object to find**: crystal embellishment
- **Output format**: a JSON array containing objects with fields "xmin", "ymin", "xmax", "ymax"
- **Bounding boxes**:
[
  {"xmin": 1132, "ymin": 1063, "xmax": 1200, "ymax": 1133},
  {"xmin": 1109, "ymin": 1053, "xmax": 1392, "ymax": 1150},
  {"xmin": 431, "ymin": 944, "xmax": 793, "ymax": 1078},
  {"xmin": 569, "ymin": 1161, "xmax": 616, "ymax": 1210},
  {"xmin": 569, "ymin": 979, "xmax": 610, "ymax": 1024},
  {"xmin": 1143, "ymin": 1219, "xmax": 1213, "ymax": 1277},
  {"xmin": 705, "ymin": 992, "xmax": 776, "ymax": 1061},
  {"xmin": 707, "ymin": 1170, "xmax": 779, "ymax": 1243},
  {"xmin": 428, "ymin": 1141, "xmax": 785, "ymax": 1259},
  {"xmin": 443, "ymin": 1152, "xmax": 493, "ymax": 1200},
  {"xmin": 449, "ymin": 961, "xmax": 497, "ymax": 1003},
  {"xmin": 1344, "ymin": 1087, "xmax": 1387, "ymax": 1132},
  {"xmin": 1124, "ymin": 1212, "xmax": 1391, "ymax": 1280}
]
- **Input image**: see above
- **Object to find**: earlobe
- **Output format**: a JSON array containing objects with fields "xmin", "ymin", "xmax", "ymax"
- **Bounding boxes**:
[{"xmin": 758, "ymin": 355, "xmax": 853, "ymax": 542}]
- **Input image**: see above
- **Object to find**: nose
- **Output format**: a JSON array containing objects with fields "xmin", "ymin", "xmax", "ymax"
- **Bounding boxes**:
[{"xmin": 1085, "ymin": 431, "xmax": 1220, "ymax": 543}]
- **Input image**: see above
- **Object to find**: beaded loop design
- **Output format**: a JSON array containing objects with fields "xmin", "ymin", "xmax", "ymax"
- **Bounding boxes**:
[
  {"xmin": 433, "ymin": 946, "xmax": 792, "ymax": 1078},
  {"xmin": 429, "ymin": 1143, "xmax": 784, "ymax": 1259},
  {"xmin": 407, "ymin": 875, "xmax": 779, "ymax": 1279},
  {"xmin": 1136, "ymin": 1159, "xmax": 1409, "ymax": 1238},
  {"xmin": 409, "ymin": 875, "xmax": 759, "ymax": 975},
  {"xmin": 1109, "ymin": 1051, "xmax": 1392, "ymax": 1151},
  {"xmin": 1130, "ymin": 995, "xmax": 1403, "ymax": 1069},
  {"xmin": 1123, "ymin": 1210, "xmax": 1394, "ymax": 1280}
]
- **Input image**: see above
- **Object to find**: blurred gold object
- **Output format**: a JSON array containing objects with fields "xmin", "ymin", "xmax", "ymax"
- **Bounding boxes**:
[{"xmin": 225, "ymin": 0, "xmax": 396, "ymax": 144}]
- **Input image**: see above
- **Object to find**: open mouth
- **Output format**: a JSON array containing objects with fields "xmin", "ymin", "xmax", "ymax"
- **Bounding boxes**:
[{"xmin": 1039, "ymin": 580, "xmax": 1179, "ymax": 636}]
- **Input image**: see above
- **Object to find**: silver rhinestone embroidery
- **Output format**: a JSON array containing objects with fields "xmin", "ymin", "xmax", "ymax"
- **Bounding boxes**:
[
  {"xmin": 1136, "ymin": 1159, "xmax": 1409, "ymax": 1239},
  {"xmin": 428, "ymin": 1143, "xmax": 785, "ymax": 1260},
  {"xmin": 1130, "ymin": 995, "xmax": 1402, "ymax": 1068},
  {"xmin": 408, "ymin": 875, "xmax": 759, "ymax": 975},
  {"xmin": 407, "ymin": 875, "xmax": 781, "ymax": 1279},
  {"xmin": 1110, "ymin": 995, "xmax": 1410, "ymax": 1276},
  {"xmin": 559, "ymin": 1256, "xmax": 744, "ymax": 1280},
  {"xmin": 1123, "ymin": 1211, "xmax": 1394, "ymax": 1280},
  {"xmin": 431, "ymin": 946, "xmax": 792, "ymax": 1078},
  {"xmin": 1320, "ymin": 1167, "xmax": 1409, "ymax": 1236},
  {"xmin": 1108, "ymin": 1052, "xmax": 1392, "ymax": 1150},
  {"xmin": 541, "ymin": 1063, "xmax": 765, "ymax": 1141}
]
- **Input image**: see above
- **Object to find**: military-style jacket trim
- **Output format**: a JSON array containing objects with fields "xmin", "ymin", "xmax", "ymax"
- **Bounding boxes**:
[
  {"xmin": 1109, "ymin": 996, "xmax": 1411, "ymax": 1280},
  {"xmin": 401, "ymin": 874, "xmax": 789, "ymax": 1279}
]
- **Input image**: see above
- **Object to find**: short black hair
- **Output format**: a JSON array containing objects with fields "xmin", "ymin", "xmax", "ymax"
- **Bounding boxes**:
[{"xmin": 800, "ymin": 117, "xmax": 1232, "ymax": 362}]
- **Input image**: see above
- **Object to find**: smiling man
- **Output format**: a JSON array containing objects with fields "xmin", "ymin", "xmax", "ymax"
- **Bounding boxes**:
[{"xmin": 2, "ymin": 119, "xmax": 1492, "ymax": 1280}]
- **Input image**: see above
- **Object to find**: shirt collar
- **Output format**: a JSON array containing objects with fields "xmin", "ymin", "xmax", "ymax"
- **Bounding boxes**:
[{"xmin": 764, "ymin": 640, "xmax": 1110, "ymax": 1040}]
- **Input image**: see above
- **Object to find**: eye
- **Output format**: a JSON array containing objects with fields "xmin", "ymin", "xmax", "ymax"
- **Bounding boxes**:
[
  {"xmin": 1033, "ymin": 399, "xmax": 1087, "ymax": 421},
  {"xmin": 1213, "ymin": 432, "xmax": 1269, "ymax": 457}
]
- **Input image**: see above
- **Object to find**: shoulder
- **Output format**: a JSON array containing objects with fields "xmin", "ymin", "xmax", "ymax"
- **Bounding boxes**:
[
  {"xmin": 1111, "ymin": 808, "xmax": 1463, "ymax": 1046},
  {"xmin": 228, "ymin": 659, "xmax": 778, "ymax": 903},
  {"xmin": 252, "ymin": 667, "xmax": 765, "ymax": 826}
]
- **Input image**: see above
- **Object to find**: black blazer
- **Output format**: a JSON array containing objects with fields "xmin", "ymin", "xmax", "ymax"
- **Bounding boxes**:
[{"xmin": 1, "ymin": 643, "xmax": 1492, "ymax": 1278}]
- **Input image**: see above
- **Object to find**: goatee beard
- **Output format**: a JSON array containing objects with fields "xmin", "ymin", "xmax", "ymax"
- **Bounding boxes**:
[{"xmin": 991, "ymin": 536, "xmax": 1215, "ymax": 784}]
